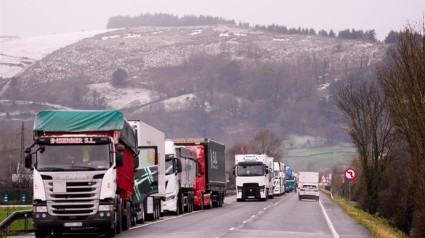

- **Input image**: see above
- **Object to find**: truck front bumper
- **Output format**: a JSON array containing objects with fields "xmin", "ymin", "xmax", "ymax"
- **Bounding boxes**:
[
  {"xmin": 237, "ymin": 185, "xmax": 266, "ymax": 199},
  {"xmin": 163, "ymin": 195, "xmax": 177, "ymax": 212},
  {"xmin": 33, "ymin": 211, "xmax": 114, "ymax": 229}
]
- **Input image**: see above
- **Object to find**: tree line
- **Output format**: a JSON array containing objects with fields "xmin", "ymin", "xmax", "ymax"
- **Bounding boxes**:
[
  {"xmin": 333, "ymin": 24, "xmax": 425, "ymax": 237},
  {"xmin": 107, "ymin": 13, "xmax": 235, "ymax": 28},
  {"xmin": 106, "ymin": 13, "xmax": 407, "ymax": 43}
]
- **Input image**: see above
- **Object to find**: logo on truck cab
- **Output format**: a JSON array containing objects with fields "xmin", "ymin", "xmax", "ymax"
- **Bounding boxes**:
[
  {"xmin": 49, "ymin": 137, "xmax": 96, "ymax": 144},
  {"xmin": 210, "ymin": 150, "xmax": 218, "ymax": 169}
]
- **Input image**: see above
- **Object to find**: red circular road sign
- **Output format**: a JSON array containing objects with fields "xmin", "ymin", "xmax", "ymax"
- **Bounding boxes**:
[{"xmin": 344, "ymin": 168, "xmax": 357, "ymax": 180}]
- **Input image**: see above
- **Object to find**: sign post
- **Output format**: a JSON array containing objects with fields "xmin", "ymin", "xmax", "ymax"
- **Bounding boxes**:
[{"xmin": 344, "ymin": 168, "xmax": 357, "ymax": 202}]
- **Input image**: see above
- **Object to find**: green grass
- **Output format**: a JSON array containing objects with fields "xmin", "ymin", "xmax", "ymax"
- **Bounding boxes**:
[
  {"xmin": 331, "ymin": 195, "xmax": 408, "ymax": 238},
  {"xmin": 284, "ymin": 144, "xmax": 356, "ymax": 172},
  {"xmin": 0, "ymin": 206, "xmax": 33, "ymax": 237}
]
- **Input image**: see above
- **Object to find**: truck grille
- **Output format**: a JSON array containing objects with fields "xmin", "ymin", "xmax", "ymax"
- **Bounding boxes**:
[{"xmin": 45, "ymin": 180, "xmax": 101, "ymax": 216}]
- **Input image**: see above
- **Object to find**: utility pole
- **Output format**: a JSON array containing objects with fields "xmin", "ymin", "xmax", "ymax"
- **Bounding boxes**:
[{"xmin": 20, "ymin": 122, "xmax": 24, "ymax": 167}]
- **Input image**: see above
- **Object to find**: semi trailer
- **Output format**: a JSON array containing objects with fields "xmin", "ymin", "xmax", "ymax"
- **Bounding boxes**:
[{"xmin": 172, "ymin": 138, "xmax": 226, "ymax": 209}]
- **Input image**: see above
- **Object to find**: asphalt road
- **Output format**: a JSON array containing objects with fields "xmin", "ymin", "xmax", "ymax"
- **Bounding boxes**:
[{"xmin": 16, "ymin": 192, "xmax": 375, "ymax": 238}]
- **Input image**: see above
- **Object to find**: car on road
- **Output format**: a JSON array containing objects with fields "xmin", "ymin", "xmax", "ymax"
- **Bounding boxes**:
[{"xmin": 298, "ymin": 183, "xmax": 319, "ymax": 201}]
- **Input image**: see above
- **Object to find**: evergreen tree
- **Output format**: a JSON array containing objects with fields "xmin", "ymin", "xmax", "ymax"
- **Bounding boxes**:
[
  {"xmin": 384, "ymin": 30, "xmax": 400, "ymax": 44},
  {"xmin": 111, "ymin": 68, "xmax": 128, "ymax": 87}
]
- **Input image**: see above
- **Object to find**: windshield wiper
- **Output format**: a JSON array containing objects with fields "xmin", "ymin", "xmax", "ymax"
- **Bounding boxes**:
[
  {"xmin": 69, "ymin": 165, "xmax": 96, "ymax": 171},
  {"xmin": 38, "ymin": 167, "xmax": 65, "ymax": 171}
]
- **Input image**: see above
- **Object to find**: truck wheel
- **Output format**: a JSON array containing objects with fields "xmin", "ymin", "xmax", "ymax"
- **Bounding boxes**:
[
  {"xmin": 137, "ymin": 209, "xmax": 145, "ymax": 224},
  {"xmin": 156, "ymin": 199, "xmax": 161, "ymax": 219},
  {"xmin": 200, "ymin": 195, "xmax": 204, "ymax": 210},
  {"xmin": 175, "ymin": 199, "xmax": 180, "ymax": 216},
  {"xmin": 105, "ymin": 225, "xmax": 116, "ymax": 238},
  {"xmin": 180, "ymin": 194, "xmax": 185, "ymax": 214},
  {"xmin": 35, "ymin": 229, "xmax": 49, "ymax": 238},
  {"xmin": 122, "ymin": 201, "xmax": 131, "ymax": 231},
  {"xmin": 207, "ymin": 193, "xmax": 213, "ymax": 209},
  {"xmin": 188, "ymin": 193, "xmax": 193, "ymax": 212},
  {"xmin": 116, "ymin": 198, "xmax": 122, "ymax": 234}
]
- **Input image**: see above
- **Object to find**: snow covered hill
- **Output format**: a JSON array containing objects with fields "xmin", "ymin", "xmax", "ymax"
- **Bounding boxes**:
[{"xmin": 0, "ymin": 30, "xmax": 110, "ymax": 78}]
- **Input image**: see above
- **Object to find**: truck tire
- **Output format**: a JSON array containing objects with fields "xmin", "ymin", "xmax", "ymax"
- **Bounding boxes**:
[
  {"xmin": 122, "ymin": 201, "xmax": 131, "ymax": 231},
  {"xmin": 35, "ymin": 229, "xmax": 49, "ymax": 238},
  {"xmin": 154, "ymin": 198, "xmax": 160, "ymax": 220},
  {"xmin": 137, "ymin": 209, "xmax": 145, "ymax": 224},
  {"xmin": 188, "ymin": 193, "xmax": 193, "ymax": 212},
  {"xmin": 207, "ymin": 193, "xmax": 213, "ymax": 209},
  {"xmin": 105, "ymin": 225, "xmax": 116, "ymax": 238},
  {"xmin": 200, "ymin": 195, "xmax": 204, "ymax": 210},
  {"xmin": 175, "ymin": 198, "xmax": 180, "ymax": 216},
  {"xmin": 180, "ymin": 193, "xmax": 185, "ymax": 214},
  {"xmin": 218, "ymin": 193, "xmax": 223, "ymax": 207},
  {"xmin": 116, "ymin": 197, "xmax": 122, "ymax": 234}
]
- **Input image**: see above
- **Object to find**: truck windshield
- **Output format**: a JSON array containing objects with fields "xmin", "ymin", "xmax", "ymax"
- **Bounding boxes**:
[
  {"xmin": 36, "ymin": 144, "xmax": 110, "ymax": 171},
  {"xmin": 237, "ymin": 164, "xmax": 264, "ymax": 176},
  {"xmin": 165, "ymin": 159, "xmax": 174, "ymax": 175}
]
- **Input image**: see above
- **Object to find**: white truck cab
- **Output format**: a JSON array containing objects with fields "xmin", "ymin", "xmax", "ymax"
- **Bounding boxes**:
[{"xmin": 235, "ymin": 154, "xmax": 272, "ymax": 201}]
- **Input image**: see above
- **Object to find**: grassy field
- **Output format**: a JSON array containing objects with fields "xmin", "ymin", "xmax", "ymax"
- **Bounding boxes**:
[
  {"xmin": 331, "ymin": 195, "xmax": 408, "ymax": 238},
  {"xmin": 284, "ymin": 144, "xmax": 356, "ymax": 172},
  {"xmin": 0, "ymin": 206, "xmax": 33, "ymax": 237}
]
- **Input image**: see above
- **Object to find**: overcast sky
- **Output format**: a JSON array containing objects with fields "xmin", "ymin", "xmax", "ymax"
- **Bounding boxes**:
[{"xmin": 1, "ymin": 0, "xmax": 424, "ymax": 40}]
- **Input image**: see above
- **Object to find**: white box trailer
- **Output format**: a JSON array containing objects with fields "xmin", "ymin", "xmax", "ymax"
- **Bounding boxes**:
[
  {"xmin": 128, "ymin": 120, "xmax": 165, "ymax": 222},
  {"xmin": 164, "ymin": 140, "xmax": 197, "ymax": 215},
  {"xmin": 273, "ymin": 162, "xmax": 286, "ymax": 195},
  {"xmin": 266, "ymin": 156, "xmax": 275, "ymax": 199},
  {"xmin": 298, "ymin": 172, "xmax": 319, "ymax": 188}
]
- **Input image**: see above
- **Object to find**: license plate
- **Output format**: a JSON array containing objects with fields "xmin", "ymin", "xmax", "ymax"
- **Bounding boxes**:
[
  {"xmin": 64, "ymin": 222, "xmax": 83, "ymax": 227},
  {"xmin": 248, "ymin": 196, "xmax": 255, "ymax": 198}
]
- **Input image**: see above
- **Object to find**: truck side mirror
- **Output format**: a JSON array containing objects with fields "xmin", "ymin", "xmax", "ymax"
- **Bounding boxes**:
[
  {"xmin": 232, "ymin": 167, "xmax": 235, "ymax": 176},
  {"xmin": 177, "ymin": 159, "xmax": 182, "ymax": 173},
  {"xmin": 24, "ymin": 153, "xmax": 32, "ymax": 169},
  {"xmin": 133, "ymin": 155, "xmax": 139, "ymax": 170},
  {"xmin": 117, "ymin": 145, "xmax": 125, "ymax": 152},
  {"xmin": 116, "ymin": 145, "xmax": 125, "ymax": 167}
]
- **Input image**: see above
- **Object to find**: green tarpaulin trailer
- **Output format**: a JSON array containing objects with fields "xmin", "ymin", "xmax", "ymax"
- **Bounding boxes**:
[{"xmin": 33, "ymin": 110, "xmax": 136, "ymax": 152}]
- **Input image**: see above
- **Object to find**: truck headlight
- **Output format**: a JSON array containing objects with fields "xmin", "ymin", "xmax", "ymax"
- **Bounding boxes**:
[
  {"xmin": 166, "ymin": 195, "xmax": 175, "ymax": 201},
  {"xmin": 34, "ymin": 206, "xmax": 47, "ymax": 213},
  {"xmin": 99, "ymin": 205, "xmax": 114, "ymax": 211}
]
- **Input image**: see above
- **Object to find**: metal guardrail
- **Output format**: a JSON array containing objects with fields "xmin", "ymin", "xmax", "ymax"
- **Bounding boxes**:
[
  {"xmin": 0, "ymin": 209, "xmax": 33, "ymax": 234},
  {"xmin": 319, "ymin": 186, "xmax": 334, "ymax": 199}
]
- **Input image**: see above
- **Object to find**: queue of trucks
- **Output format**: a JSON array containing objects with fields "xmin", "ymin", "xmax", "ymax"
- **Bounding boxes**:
[
  {"xmin": 24, "ymin": 110, "xmax": 226, "ymax": 238},
  {"xmin": 23, "ymin": 109, "xmax": 304, "ymax": 237}
]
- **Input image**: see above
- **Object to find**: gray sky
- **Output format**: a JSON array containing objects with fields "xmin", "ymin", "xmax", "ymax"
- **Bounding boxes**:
[{"xmin": 1, "ymin": 0, "xmax": 424, "ymax": 40}]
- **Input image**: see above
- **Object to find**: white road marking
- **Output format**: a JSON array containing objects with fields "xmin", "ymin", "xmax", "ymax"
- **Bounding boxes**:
[
  {"xmin": 229, "ymin": 227, "xmax": 235, "ymax": 231},
  {"xmin": 319, "ymin": 200, "xmax": 339, "ymax": 238},
  {"xmin": 129, "ymin": 210, "xmax": 202, "ymax": 230}
]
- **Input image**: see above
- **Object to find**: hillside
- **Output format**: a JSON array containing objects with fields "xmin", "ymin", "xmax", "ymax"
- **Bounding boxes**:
[{"xmin": 0, "ymin": 25, "xmax": 390, "ymax": 171}]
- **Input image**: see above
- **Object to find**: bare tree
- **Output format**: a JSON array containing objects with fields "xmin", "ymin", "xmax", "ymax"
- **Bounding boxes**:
[
  {"xmin": 377, "ymin": 24, "xmax": 425, "ymax": 237},
  {"xmin": 334, "ymin": 80, "xmax": 397, "ymax": 214},
  {"xmin": 252, "ymin": 129, "xmax": 284, "ymax": 161}
]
